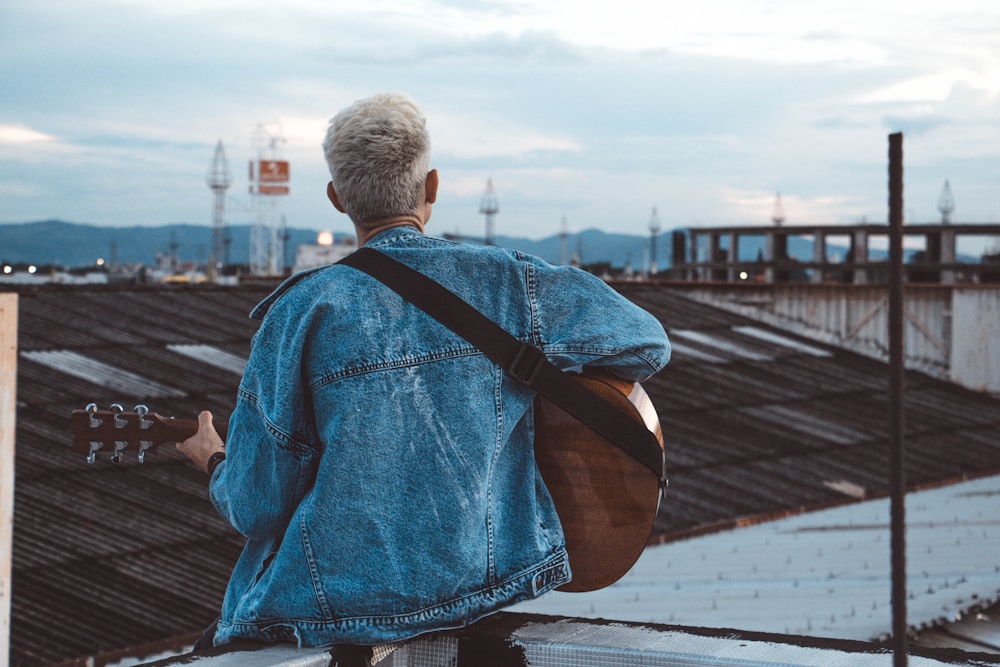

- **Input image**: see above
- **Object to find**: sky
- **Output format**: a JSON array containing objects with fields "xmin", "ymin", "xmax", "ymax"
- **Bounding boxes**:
[{"xmin": 1, "ymin": 0, "xmax": 999, "ymax": 241}]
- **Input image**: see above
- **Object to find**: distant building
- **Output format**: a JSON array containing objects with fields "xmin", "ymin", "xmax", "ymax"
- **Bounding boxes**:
[
  {"xmin": 0, "ymin": 263, "xmax": 109, "ymax": 285},
  {"xmin": 293, "ymin": 232, "xmax": 357, "ymax": 273}
]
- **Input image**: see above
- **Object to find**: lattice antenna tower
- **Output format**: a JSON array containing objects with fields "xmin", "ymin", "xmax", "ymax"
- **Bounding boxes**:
[
  {"xmin": 250, "ymin": 124, "xmax": 288, "ymax": 275},
  {"xmin": 771, "ymin": 192, "xmax": 786, "ymax": 226},
  {"xmin": 205, "ymin": 140, "xmax": 232, "ymax": 282},
  {"xmin": 479, "ymin": 178, "xmax": 499, "ymax": 246},
  {"xmin": 649, "ymin": 206, "xmax": 661, "ymax": 275},
  {"xmin": 938, "ymin": 180, "xmax": 955, "ymax": 225}
]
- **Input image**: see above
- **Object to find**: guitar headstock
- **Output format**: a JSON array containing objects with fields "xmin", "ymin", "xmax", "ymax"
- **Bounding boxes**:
[{"xmin": 71, "ymin": 403, "xmax": 189, "ymax": 464}]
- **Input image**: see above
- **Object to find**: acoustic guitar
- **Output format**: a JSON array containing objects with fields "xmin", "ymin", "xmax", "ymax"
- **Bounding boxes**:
[{"xmin": 71, "ymin": 375, "xmax": 663, "ymax": 593}]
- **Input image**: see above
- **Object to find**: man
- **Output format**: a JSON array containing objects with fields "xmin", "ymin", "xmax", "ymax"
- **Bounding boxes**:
[{"xmin": 177, "ymin": 92, "xmax": 670, "ymax": 649}]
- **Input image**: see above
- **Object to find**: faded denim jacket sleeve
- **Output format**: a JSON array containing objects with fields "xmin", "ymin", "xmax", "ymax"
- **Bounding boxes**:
[
  {"xmin": 529, "ymin": 258, "xmax": 670, "ymax": 380},
  {"xmin": 208, "ymin": 285, "xmax": 321, "ymax": 541}
]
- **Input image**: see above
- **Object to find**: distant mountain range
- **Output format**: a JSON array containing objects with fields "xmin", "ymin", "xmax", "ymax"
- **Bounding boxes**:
[
  {"xmin": 1, "ymin": 219, "xmax": 682, "ymax": 270},
  {"xmin": 2, "ymin": 219, "xmax": 917, "ymax": 271}
]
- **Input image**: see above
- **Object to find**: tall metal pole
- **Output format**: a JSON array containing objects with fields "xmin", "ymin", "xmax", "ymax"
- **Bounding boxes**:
[{"xmin": 887, "ymin": 132, "xmax": 908, "ymax": 666}]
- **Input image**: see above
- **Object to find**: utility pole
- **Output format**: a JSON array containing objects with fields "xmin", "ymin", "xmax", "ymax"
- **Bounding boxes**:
[
  {"xmin": 649, "ymin": 206, "xmax": 661, "ymax": 276},
  {"xmin": 278, "ymin": 215, "xmax": 290, "ymax": 275},
  {"xmin": 771, "ymin": 192, "xmax": 786, "ymax": 226},
  {"xmin": 560, "ymin": 215, "xmax": 569, "ymax": 265},
  {"xmin": 479, "ymin": 178, "xmax": 499, "ymax": 246},
  {"xmin": 206, "ymin": 140, "xmax": 232, "ymax": 282},
  {"xmin": 937, "ymin": 180, "xmax": 955, "ymax": 224}
]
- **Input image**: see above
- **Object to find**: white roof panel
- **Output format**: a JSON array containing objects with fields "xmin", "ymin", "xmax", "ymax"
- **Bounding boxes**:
[
  {"xmin": 666, "ymin": 341, "xmax": 729, "ymax": 364},
  {"xmin": 733, "ymin": 325, "xmax": 834, "ymax": 357},
  {"xmin": 514, "ymin": 474, "xmax": 1000, "ymax": 644},
  {"xmin": 167, "ymin": 344, "xmax": 247, "ymax": 376},
  {"xmin": 22, "ymin": 350, "xmax": 185, "ymax": 398},
  {"xmin": 670, "ymin": 330, "xmax": 774, "ymax": 362}
]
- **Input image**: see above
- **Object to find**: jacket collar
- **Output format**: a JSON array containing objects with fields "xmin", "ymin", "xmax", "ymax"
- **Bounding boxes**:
[{"xmin": 250, "ymin": 227, "xmax": 428, "ymax": 321}]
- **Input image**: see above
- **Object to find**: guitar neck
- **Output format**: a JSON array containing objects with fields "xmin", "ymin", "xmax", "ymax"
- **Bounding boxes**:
[
  {"xmin": 157, "ymin": 417, "xmax": 230, "ymax": 443},
  {"xmin": 72, "ymin": 406, "xmax": 229, "ymax": 463}
]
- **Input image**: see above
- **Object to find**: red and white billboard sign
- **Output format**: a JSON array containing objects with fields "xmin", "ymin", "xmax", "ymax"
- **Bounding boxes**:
[{"xmin": 249, "ymin": 159, "xmax": 290, "ymax": 195}]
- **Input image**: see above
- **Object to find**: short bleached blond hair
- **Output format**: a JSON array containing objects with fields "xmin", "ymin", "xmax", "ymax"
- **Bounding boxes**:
[{"xmin": 322, "ymin": 92, "xmax": 431, "ymax": 227}]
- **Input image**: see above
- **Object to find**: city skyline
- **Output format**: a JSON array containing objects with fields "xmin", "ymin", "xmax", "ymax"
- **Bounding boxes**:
[{"xmin": 2, "ymin": 0, "xmax": 999, "ymax": 240}]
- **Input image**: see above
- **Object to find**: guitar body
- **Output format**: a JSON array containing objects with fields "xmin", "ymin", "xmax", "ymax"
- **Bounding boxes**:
[{"xmin": 533, "ymin": 372, "xmax": 664, "ymax": 592}]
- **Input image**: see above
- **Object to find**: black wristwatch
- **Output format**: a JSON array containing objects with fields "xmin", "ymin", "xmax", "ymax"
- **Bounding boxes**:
[{"xmin": 206, "ymin": 451, "xmax": 226, "ymax": 476}]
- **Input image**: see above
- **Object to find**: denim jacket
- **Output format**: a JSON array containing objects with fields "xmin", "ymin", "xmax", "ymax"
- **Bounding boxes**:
[{"xmin": 209, "ymin": 227, "xmax": 670, "ymax": 647}]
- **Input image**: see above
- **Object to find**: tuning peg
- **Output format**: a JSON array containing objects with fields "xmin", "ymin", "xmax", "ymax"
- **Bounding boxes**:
[
  {"xmin": 85, "ymin": 403, "xmax": 103, "ymax": 429},
  {"xmin": 111, "ymin": 440, "xmax": 128, "ymax": 464},
  {"xmin": 135, "ymin": 404, "xmax": 152, "ymax": 431},
  {"xmin": 138, "ymin": 440, "xmax": 153, "ymax": 463},
  {"xmin": 111, "ymin": 403, "xmax": 126, "ymax": 429},
  {"xmin": 86, "ymin": 441, "xmax": 102, "ymax": 465}
]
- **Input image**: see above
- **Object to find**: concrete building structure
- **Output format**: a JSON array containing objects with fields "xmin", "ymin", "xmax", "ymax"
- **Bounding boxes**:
[
  {"xmin": 292, "ymin": 234, "xmax": 358, "ymax": 274},
  {"xmin": 665, "ymin": 224, "xmax": 1000, "ymax": 395},
  {"xmin": 670, "ymin": 223, "xmax": 1000, "ymax": 286}
]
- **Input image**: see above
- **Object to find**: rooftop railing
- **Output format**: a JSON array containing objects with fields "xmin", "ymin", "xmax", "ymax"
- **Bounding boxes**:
[{"xmin": 139, "ymin": 612, "xmax": 998, "ymax": 667}]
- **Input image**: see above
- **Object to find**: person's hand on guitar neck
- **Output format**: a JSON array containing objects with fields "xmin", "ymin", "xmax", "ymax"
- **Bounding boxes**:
[{"xmin": 176, "ymin": 411, "xmax": 226, "ymax": 475}]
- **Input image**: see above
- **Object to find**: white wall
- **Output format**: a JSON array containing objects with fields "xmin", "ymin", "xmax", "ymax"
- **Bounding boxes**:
[
  {"xmin": 677, "ymin": 284, "xmax": 1000, "ymax": 395},
  {"xmin": 951, "ymin": 289, "xmax": 1000, "ymax": 394}
]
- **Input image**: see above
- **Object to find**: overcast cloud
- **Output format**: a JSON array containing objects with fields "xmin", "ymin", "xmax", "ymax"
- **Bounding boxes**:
[{"xmin": 1, "ymin": 0, "xmax": 998, "ymax": 240}]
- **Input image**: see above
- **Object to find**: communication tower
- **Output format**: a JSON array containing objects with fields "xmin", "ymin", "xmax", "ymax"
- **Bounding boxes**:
[
  {"xmin": 771, "ymin": 192, "xmax": 786, "ymax": 226},
  {"xmin": 649, "ymin": 206, "xmax": 661, "ymax": 275},
  {"xmin": 479, "ymin": 179, "xmax": 499, "ymax": 246},
  {"xmin": 205, "ymin": 140, "xmax": 231, "ymax": 282},
  {"xmin": 937, "ymin": 180, "xmax": 955, "ymax": 225},
  {"xmin": 249, "ymin": 124, "xmax": 289, "ymax": 276}
]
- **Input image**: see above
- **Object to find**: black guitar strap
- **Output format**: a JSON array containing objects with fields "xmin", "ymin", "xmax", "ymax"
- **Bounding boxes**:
[{"xmin": 339, "ymin": 247, "xmax": 666, "ymax": 485}]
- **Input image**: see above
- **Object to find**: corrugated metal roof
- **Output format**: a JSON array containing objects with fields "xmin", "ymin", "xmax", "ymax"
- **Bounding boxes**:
[
  {"xmin": 21, "ymin": 350, "xmax": 187, "ymax": 398},
  {"xmin": 513, "ymin": 473, "xmax": 1000, "ymax": 645},
  {"xmin": 7, "ymin": 279, "xmax": 1000, "ymax": 666},
  {"xmin": 166, "ymin": 344, "xmax": 248, "ymax": 376}
]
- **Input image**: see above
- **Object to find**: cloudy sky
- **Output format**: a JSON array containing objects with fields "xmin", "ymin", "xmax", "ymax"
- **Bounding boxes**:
[{"xmin": 2, "ymin": 0, "xmax": 998, "ymax": 241}]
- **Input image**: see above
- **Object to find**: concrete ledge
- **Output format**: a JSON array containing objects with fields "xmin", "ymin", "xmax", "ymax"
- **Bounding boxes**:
[{"xmin": 141, "ymin": 612, "xmax": 999, "ymax": 666}]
